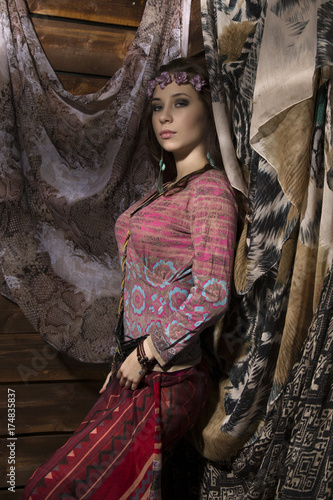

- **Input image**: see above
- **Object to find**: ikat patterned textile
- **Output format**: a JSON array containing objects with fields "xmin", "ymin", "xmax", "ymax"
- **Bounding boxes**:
[
  {"xmin": 168, "ymin": 264, "xmax": 333, "ymax": 499},
  {"xmin": 0, "ymin": 0, "xmax": 191, "ymax": 362},
  {"xmin": 189, "ymin": 0, "xmax": 333, "ymax": 466}
]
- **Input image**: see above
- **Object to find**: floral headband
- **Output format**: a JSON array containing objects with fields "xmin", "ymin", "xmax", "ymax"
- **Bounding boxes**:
[{"xmin": 147, "ymin": 71, "xmax": 207, "ymax": 98}]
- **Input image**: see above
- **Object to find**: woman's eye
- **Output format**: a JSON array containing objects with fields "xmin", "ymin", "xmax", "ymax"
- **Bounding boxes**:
[
  {"xmin": 152, "ymin": 105, "xmax": 162, "ymax": 112},
  {"xmin": 175, "ymin": 100, "xmax": 189, "ymax": 107}
]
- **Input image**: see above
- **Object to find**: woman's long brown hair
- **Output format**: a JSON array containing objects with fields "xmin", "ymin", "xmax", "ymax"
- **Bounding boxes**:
[
  {"xmin": 144, "ymin": 57, "xmax": 223, "ymax": 184},
  {"xmin": 143, "ymin": 56, "xmax": 248, "ymax": 229}
]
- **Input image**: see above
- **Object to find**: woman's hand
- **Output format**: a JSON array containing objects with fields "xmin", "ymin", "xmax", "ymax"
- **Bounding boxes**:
[
  {"xmin": 99, "ymin": 338, "xmax": 155, "ymax": 393},
  {"xmin": 99, "ymin": 355, "xmax": 143, "ymax": 394},
  {"xmin": 116, "ymin": 347, "xmax": 148, "ymax": 391}
]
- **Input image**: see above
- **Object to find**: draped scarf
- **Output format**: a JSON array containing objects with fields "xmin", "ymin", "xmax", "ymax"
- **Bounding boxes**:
[{"xmin": 0, "ymin": 0, "xmax": 191, "ymax": 362}]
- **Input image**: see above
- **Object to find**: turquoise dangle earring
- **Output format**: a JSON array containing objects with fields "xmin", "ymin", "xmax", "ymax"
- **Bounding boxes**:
[
  {"xmin": 157, "ymin": 149, "xmax": 166, "ymax": 194},
  {"xmin": 207, "ymin": 152, "xmax": 216, "ymax": 168}
]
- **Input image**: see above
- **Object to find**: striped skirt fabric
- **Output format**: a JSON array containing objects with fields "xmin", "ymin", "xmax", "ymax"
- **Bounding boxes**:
[{"xmin": 23, "ymin": 362, "xmax": 208, "ymax": 499}]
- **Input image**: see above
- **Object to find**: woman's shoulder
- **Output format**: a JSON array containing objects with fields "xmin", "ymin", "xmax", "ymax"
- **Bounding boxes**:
[
  {"xmin": 187, "ymin": 169, "xmax": 238, "ymax": 217},
  {"xmin": 189, "ymin": 169, "xmax": 235, "ymax": 198}
]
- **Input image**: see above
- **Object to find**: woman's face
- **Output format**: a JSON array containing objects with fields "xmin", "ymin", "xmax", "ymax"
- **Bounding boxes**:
[{"xmin": 151, "ymin": 81, "xmax": 207, "ymax": 163}]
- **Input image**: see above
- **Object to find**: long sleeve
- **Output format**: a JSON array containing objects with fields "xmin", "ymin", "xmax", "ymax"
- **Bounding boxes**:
[{"xmin": 147, "ymin": 174, "xmax": 238, "ymax": 367}]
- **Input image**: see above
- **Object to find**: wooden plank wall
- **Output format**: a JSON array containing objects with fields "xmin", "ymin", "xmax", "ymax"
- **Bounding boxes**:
[{"xmin": 0, "ymin": 1, "xmax": 203, "ymax": 498}]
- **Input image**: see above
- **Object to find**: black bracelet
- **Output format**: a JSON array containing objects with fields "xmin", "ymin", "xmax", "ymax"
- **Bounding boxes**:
[{"xmin": 137, "ymin": 340, "xmax": 154, "ymax": 370}]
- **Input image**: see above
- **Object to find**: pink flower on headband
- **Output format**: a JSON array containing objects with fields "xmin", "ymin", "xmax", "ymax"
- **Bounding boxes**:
[
  {"xmin": 147, "ymin": 72, "xmax": 172, "ymax": 97},
  {"xmin": 155, "ymin": 71, "xmax": 172, "ymax": 89},
  {"xmin": 147, "ymin": 79, "xmax": 157, "ymax": 98},
  {"xmin": 173, "ymin": 71, "xmax": 188, "ymax": 84},
  {"xmin": 146, "ymin": 70, "xmax": 207, "ymax": 97},
  {"xmin": 190, "ymin": 74, "xmax": 207, "ymax": 91}
]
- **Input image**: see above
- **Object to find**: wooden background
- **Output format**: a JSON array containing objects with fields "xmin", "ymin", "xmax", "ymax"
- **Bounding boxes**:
[{"xmin": 0, "ymin": 1, "xmax": 203, "ymax": 497}]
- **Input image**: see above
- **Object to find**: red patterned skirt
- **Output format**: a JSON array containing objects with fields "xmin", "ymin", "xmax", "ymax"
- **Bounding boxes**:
[{"xmin": 23, "ymin": 362, "xmax": 208, "ymax": 499}]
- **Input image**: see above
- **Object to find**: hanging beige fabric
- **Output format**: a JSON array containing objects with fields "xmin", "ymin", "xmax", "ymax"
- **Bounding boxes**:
[{"xmin": 189, "ymin": 0, "xmax": 333, "ymax": 465}]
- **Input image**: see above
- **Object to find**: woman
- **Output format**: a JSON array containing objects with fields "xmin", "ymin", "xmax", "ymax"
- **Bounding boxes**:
[{"xmin": 23, "ymin": 57, "xmax": 238, "ymax": 499}]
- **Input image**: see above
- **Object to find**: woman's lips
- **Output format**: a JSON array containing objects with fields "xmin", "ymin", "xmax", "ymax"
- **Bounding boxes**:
[{"xmin": 160, "ymin": 130, "xmax": 175, "ymax": 139}]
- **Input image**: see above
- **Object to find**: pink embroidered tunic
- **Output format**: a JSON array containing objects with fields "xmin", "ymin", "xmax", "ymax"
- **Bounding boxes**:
[{"xmin": 115, "ymin": 170, "xmax": 238, "ymax": 370}]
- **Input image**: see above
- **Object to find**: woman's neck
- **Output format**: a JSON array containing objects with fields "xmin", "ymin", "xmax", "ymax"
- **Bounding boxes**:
[
  {"xmin": 166, "ymin": 164, "xmax": 211, "ymax": 193},
  {"xmin": 174, "ymin": 152, "xmax": 207, "ymax": 182}
]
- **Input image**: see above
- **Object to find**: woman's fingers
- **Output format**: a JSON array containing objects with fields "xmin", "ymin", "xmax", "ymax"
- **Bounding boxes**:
[
  {"xmin": 99, "ymin": 371, "xmax": 112, "ymax": 394},
  {"xmin": 117, "ymin": 369, "xmax": 146, "ymax": 390},
  {"xmin": 113, "ymin": 349, "xmax": 150, "ymax": 391},
  {"xmin": 98, "ymin": 359, "xmax": 145, "ymax": 394},
  {"xmin": 119, "ymin": 374, "xmax": 138, "ymax": 388}
]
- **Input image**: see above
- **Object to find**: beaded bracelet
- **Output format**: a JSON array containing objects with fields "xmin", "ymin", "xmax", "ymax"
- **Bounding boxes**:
[{"xmin": 137, "ymin": 339, "xmax": 155, "ymax": 371}]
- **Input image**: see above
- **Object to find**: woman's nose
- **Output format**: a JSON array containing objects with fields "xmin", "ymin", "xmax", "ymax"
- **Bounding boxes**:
[{"xmin": 160, "ymin": 107, "xmax": 172, "ymax": 123}]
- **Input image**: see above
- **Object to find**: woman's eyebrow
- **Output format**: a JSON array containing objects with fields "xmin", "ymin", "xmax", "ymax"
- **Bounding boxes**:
[
  {"xmin": 151, "ymin": 93, "xmax": 191, "ymax": 101},
  {"xmin": 171, "ymin": 92, "xmax": 191, "ymax": 97}
]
